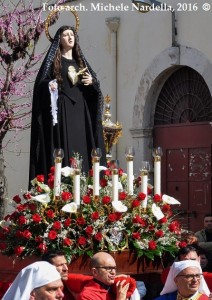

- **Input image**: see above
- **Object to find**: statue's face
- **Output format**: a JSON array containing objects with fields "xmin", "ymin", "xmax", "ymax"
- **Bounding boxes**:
[{"xmin": 60, "ymin": 29, "xmax": 75, "ymax": 51}]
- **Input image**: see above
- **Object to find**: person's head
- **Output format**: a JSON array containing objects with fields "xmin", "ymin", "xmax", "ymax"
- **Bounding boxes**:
[
  {"xmin": 90, "ymin": 252, "xmax": 117, "ymax": 286},
  {"xmin": 2, "ymin": 261, "xmax": 64, "ymax": 300},
  {"xmin": 160, "ymin": 260, "xmax": 210, "ymax": 297},
  {"xmin": 180, "ymin": 232, "xmax": 199, "ymax": 246},
  {"xmin": 177, "ymin": 245, "xmax": 200, "ymax": 262},
  {"xmin": 204, "ymin": 214, "xmax": 212, "ymax": 232},
  {"xmin": 42, "ymin": 250, "xmax": 69, "ymax": 281},
  {"xmin": 198, "ymin": 247, "xmax": 209, "ymax": 270}
]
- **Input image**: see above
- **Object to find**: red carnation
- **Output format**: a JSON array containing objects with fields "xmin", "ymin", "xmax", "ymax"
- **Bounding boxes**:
[
  {"xmin": 38, "ymin": 243, "xmax": 47, "ymax": 253},
  {"xmin": 108, "ymin": 213, "xmax": 117, "ymax": 222},
  {"xmin": 102, "ymin": 196, "xmax": 111, "ymax": 205},
  {"xmin": 23, "ymin": 230, "xmax": 32, "ymax": 239},
  {"xmin": 86, "ymin": 225, "xmax": 93, "ymax": 235},
  {"xmin": 95, "ymin": 232, "xmax": 103, "ymax": 241},
  {"xmin": 153, "ymin": 194, "xmax": 162, "ymax": 203},
  {"xmin": 36, "ymin": 174, "xmax": 44, "ymax": 183},
  {"xmin": 104, "ymin": 169, "xmax": 110, "ymax": 176},
  {"xmin": 13, "ymin": 195, "xmax": 21, "ymax": 204},
  {"xmin": 48, "ymin": 230, "xmax": 57, "ymax": 240},
  {"xmin": 91, "ymin": 212, "xmax": 99, "ymax": 221},
  {"xmin": 32, "ymin": 214, "xmax": 41, "ymax": 223},
  {"xmin": 83, "ymin": 195, "xmax": 91, "ymax": 204},
  {"xmin": 132, "ymin": 215, "xmax": 146, "ymax": 226},
  {"xmin": 137, "ymin": 192, "xmax": 146, "ymax": 201},
  {"xmin": 159, "ymin": 217, "xmax": 168, "ymax": 224},
  {"xmin": 155, "ymin": 230, "xmax": 164, "ymax": 238},
  {"xmin": 77, "ymin": 217, "xmax": 86, "ymax": 226},
  {"xmin": 148, "ymin": 240, "xmax": 157, "ymax": 250},
  {"xmin": 18, "ymin": 215, "xmax": 27, "ymax": 225},
  {"xmin": 100, "ymin": 178, "xmax": 108, "ymax": 188},
  {"xmin": 78, "ymin": 236, "xmax": 87, "ymax": 245},
  {"xmin": 61, "ymin": 191, "xmax": 72, "ymax": 202},
  {"xmin": 119, "ymin": 191, "xmax": 127, "ymax": 200},
  {"xmin": 118, "ymin": 168, "xmax": 123, "ymax": 176},
  {"xmin": 132, "ymin": 232, "xmax": 140, "ymax": 240}
]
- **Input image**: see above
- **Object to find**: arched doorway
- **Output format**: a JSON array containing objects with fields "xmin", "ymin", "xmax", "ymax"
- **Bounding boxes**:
[{"xmin": 153, "ymin": 66, "xmax": 212, "ymax": 231}]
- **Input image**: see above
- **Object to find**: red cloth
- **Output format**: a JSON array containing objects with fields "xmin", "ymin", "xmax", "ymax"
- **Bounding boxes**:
[
  {"xmin": 112, "ymin": 276, "xmax": 136, "ymax": 298},
  {"xmin": 203, "ymin": 272, "xmax": 212, "ymax": 292},
  {"xmin": 160, "ymin": 267, "xmax": 170, "ymax": 284},
  {"xmin": 77, "ymin": 280, "xmax": 114, "ymax": 300}
]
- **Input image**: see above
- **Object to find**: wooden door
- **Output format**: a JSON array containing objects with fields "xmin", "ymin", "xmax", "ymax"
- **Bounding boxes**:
[{"xmin": 154, "ymin": 123, "xmax": 212, "ymax": 231}]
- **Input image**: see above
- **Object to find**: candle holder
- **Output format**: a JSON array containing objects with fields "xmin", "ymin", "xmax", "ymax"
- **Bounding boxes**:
[
  {"xmin": 152, "ymin": 146, "xmax": 163, "ymax": 195},
  {"xmin": 91, "ymin": 148, "xmax": 102, "ymax": 196},
  {"xmin": 125, "ymin": 146, "xmax": 135, "ymax": 195},
  {"xmin": 140, "ymin": 161, "xmax": 150, "ymax": 208},
  {"xmin": 53, "ymin": 148, "xmax": 64, "ymax": 200}
]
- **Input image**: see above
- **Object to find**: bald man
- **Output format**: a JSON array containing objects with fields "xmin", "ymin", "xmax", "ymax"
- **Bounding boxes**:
[{"xmin": 77, "ymin": 252, "xmax": 130, "ymax": 300}]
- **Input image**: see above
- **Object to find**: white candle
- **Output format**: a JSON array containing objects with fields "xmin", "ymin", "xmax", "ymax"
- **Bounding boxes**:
[
  {"xmin": 126, "ymin": 156, "xmax": 134, "ymax": 195},
  {"xmin": 154, "ymin": 157, "xmax": 161, "ymax": 195},
  {"xmin": 54, "ymin": 157, "xmax": 62, "ymax": 197},
  {"xmin": 73, "ymin": 169, "xmax": 80, "ymax": 206},
  {"xmin": 141, "ymin": 170, "xmax": 148, "ymax": 208},
  {"xmin": 112, "ymin": 169, "xmax": 119, "ymax": 202},
  {"xmin": 93, "ymin": 157, "xmax": 100, "ymax": 196}
]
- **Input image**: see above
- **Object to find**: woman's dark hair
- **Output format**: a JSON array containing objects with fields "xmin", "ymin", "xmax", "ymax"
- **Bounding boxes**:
[{"xmin": 53, "ymin": 26, "xmax": 84, "ymax": 86}]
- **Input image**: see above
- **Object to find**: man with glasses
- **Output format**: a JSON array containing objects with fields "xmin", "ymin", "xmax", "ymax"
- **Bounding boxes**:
[
  {"xmin": 77, "ymin": 252, "xmax": 135, "ymax": 300},
  {"xmin": 155, "ymin": 260, "xmax": 210, "ymax": 299}
]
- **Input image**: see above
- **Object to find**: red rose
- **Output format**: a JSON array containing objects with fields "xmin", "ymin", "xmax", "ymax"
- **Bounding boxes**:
[
  {"xmin": 132, "ymin": 200, "xmax": 140, "ymax": 208},
  {"xmin": 169, "ymin": 221, "xmax": 180, "ymax": 233},
  {"xmin": 61, "ymin": 192, "xmax": 72, "ymax": 202},
  {"xmin": 48, "ymin": 177, "xmax": 54, "ymax": 189},
  {"xmin": 23, "ymin": 192, "xmax": 32, "ymax": 200},
  {"xmin": 148, "ymin": 240, "xmax": 157, "ymax": 250},
  {"xmin": 104, "ymin": 169, "xmax": 110, "ymax": 176},
  {"xmin": 118, "ymin": 168, "xmax": 123, "ymax": 176},
  {"xmin": 52, "ymin": 221, "xmax": 61, "ymax": 230},
  {"xmin": 78, "ymin": 236, "xmax": 87, "ymax": 245},
  {"xmin": 46, "ymin": 209, "xmax": 55, "ymax": 218},
  {"xmin": 158, "ymin": 217, "xmax": 168, "ymax": 224},
  {"xmin": 100, "ymin": 178, "xmax": 108, "ymax": 187},
  {"xmin": 91, "ymin": 212, "xmax": 99, "ymax": 221},
  {"xmin": 155, "ymin": 230, "xmax": 164, "ymax": 238},
  {"xmin": 23, "ymin": 230, "xmax": 32, "ymax": 239},
  {"xmin": 64, "ymin": 218, "xmax": 71, "ymax": 227},
  {"xmin": 13, "ymin": 195, "xmax": 21, "ymax": 204},
  {"xmin": 15, "ymin": 231, "xmax": 24, "ymax": 238},
  {"xmin": 14, "ymin": 246, "xmax": 24, "ymax": 256},
  {"xmin": 132, "ymin": 215, "xmax": 146, "ymax": 226},
  {"xmin": 162, "ymin": 204, "xmax": 171, "ymax": 212},
  {"xmin": 119, "ymin": 191, "xmax": 127, "ymax": 200},
  {"xmin": 132, "ymin": 232, "xmax": 140, "ymax": 240},
  {"xmin": 27, "ymin": 203, "xmax": 37, "ymax": 211},
  {"xmin": 50, "ymin": 166, "xmax": 55, "ymax": 174},
  {"xmin": 108, "ymin": 213, "xmax": 117, "ymax": 222},
  {"xmin": 102, "ymin": 196, "xmax": 111, "ymax": 205},
  {"xmin": 89, "ymin": 169, "xmax": 93, "ymax": 177},
  {"xmin": 63, "ymin": 238, "xmax": 72, "ymax": 247},
  {"xmin": 178, "ymin": 241, "xmax": 187, "ymax": 248},
  {"xmin": 148, "ymin": 224, "xmax": 155, "ymax": 231},
  {"xmin": 17, "ymin": 204, "xmax": 26, "ymax": 212},
  {"xmin": 48, "ymin": 230, "xmax": 57, "ymax": 240},
  {"xmin": 37, "ymin": 186, "xmax": 43, "ymax": 193},
  {"xmin": 147, "ymin": 187, "xmax": 152, "ymax": 195},
  {"xmin": 36, "ymin": 174, "xmax": 44, "ymax": 183},
  {"xmin": 115, "ymin": 212, "xmax": 122, "ymax": 220},
  {"xmin": 38, "ymin": 243, "xmax": 47, "ymax": 253},
  {"xmin": 95, "ymin": 232, "xmax": 103, "ymax": 241},
  {"xmin": 35, "ymin": 236, "xmax": 43, "ymax": 243},
  {"xmin": 86, "ymin": 226, "xmax": 93, "ymax": 235},
  {"xmin": 83, "ymin": 195, "xmax": 91, "ymax": 204},
  {"xmin": 32, "ymin": 214, "xmax": 41, "ymax": 223},
  {"xmin": 77, "ymin": 217, "xmax": 86, "ymax": 226},
  {"xmin": 137, "ymin": 192, "xmax": 146, "ymax": 201},
  {"xmin": 153, "ymin": 194, "xmax": 162, "ymax": 203},
  {"xmin": 18, "ymin": 215, "xmax": 27, "ymax": 225}
]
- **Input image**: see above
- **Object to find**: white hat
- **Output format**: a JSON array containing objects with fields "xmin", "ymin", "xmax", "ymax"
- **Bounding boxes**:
[
  {"xmin": 2, "ymin": 261, "xmax": 61, "ymax": 300},
  {"xmin": 160, "ymin": 260, "xmax": 210, "ymax": 296}
]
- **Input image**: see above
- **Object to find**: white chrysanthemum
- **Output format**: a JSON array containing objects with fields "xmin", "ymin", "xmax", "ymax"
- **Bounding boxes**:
[
  {"xmin": 162, "ymin": 194, "xmax": 181, "ymax": 205},
  {"xmin": 61, "ymin": 202, "xmax": 78, "ymax": 213},
  {"xmin": 112, "ymin": 200, "xmax": 128, "ymax": 213},
  {"xmin": 31, "ymin": 193, "xmax": 50, "ymax": 203}
]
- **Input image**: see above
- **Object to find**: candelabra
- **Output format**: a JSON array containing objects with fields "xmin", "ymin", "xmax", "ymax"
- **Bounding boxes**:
[{"xmin": 102, "ymin": 95, "xmax": 122, "ymax": 162}]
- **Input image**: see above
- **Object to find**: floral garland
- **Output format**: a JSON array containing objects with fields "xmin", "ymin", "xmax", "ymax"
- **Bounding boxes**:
[{"xmin": 0, "ymin": 158, "xmax": 184, "ymax": 263}]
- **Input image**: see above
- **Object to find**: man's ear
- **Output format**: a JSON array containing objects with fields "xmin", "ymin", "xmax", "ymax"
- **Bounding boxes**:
[
  {"xmin": 91, "ymin": 268, "xmax": 97, "ymax": 276},
  {"xmin": 30, "ymin": 290, "xmax": 35, "ymax": 299}
]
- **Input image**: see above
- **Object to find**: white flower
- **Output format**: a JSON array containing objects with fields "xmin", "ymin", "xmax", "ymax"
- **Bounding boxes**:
[
  {"xmin": 31, "ymin": 193, "xmax": 50, "ymax": 203},
  {"xmin": 61, "ymin": 202, "xmax": 78, "ymax": 213},
  {"xmin": 162, "ymin": 194, "xmax": 181, "ymax": 205},
  {"xmin": 112, "ymin": 200, "xmax": 128, "ymax": 213},
  {"xmin": 152, "ymin": 203, "xmax": 164, "ymax": 220},
  {"xmin": 99, "ymin": 166, "xmax": 108, "ymax": 172},
  {"xmin": 61, "ymin": 166, "xmax": 74, "ymax": 177}
]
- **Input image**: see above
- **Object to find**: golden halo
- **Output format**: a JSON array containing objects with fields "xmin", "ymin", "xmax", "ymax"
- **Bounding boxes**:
[{"xmin": 45, "ymin": 6, "xmax": 80, "ymax": 42}]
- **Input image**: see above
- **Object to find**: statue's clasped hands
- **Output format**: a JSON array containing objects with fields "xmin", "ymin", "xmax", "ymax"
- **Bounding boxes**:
[{"xmin": 81, "ymin": 71, "xmax": 93, "ymax": 86}]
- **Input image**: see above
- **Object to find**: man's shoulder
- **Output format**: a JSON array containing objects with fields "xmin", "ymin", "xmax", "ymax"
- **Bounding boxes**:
[
  {"xmin": 154, "ymin": 291, "xmax": 177, "ymax": 300},
  {"xmin": 77, "ymin": 280, "xmax": 112, "ymax": 300}
]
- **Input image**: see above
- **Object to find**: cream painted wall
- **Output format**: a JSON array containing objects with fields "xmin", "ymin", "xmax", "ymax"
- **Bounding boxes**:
[{"xmin": 2, "ymin": 0, "xmax": 212, "ymax": 213}]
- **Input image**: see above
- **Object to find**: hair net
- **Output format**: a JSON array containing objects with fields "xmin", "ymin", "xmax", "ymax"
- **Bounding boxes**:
[
  {"xmin": 2, "ymin": 261, "xmax": 61, "ymax": 300},
  {"xmin": 160, "ymin": 260, "xmax": 210, "ymax": 296}
]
